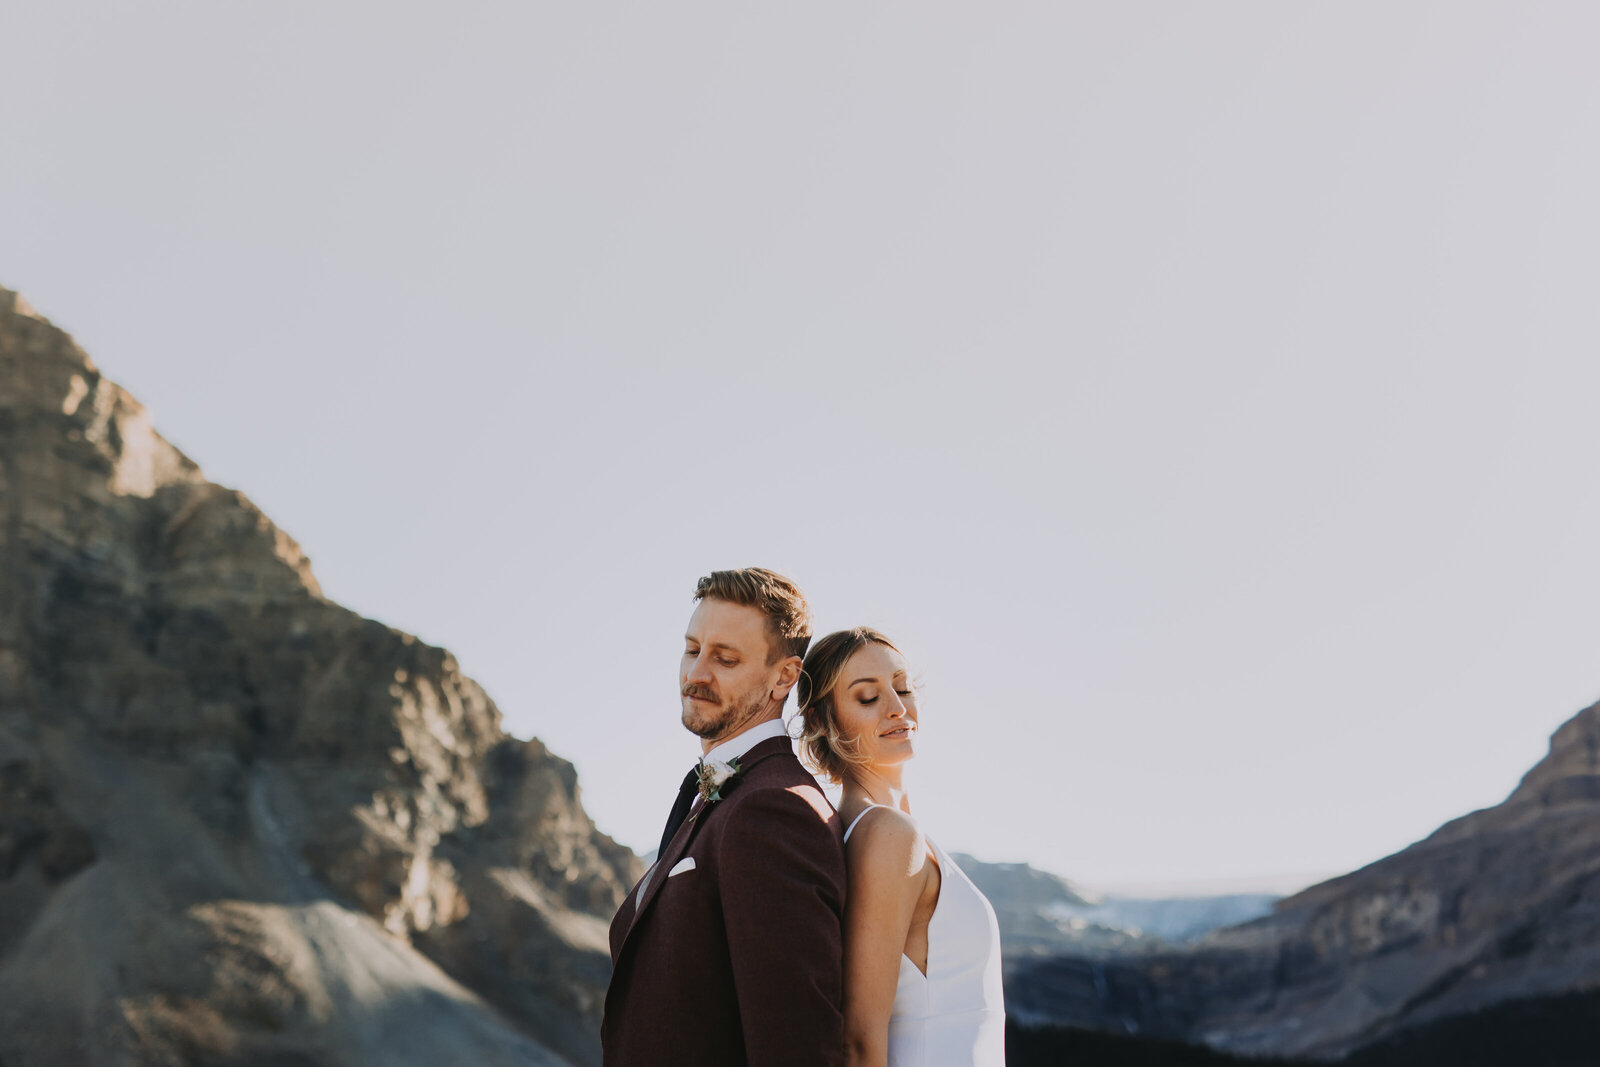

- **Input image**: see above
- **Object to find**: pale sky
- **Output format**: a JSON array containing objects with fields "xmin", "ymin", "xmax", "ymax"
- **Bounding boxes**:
[{"xmin": 5, "ymin": 3, "xmax": 1599, "ymax": 891}]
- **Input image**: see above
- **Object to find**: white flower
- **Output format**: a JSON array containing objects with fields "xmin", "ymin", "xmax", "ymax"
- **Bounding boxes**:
[{"xmin": 696, "ymin": 757, "xmax": 742, "ymax": 804}]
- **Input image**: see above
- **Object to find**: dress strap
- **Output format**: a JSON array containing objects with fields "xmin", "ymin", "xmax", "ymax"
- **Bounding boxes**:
[{"xmin": 842, "ymin": 803, "xmax": 887, "ymax": 843}]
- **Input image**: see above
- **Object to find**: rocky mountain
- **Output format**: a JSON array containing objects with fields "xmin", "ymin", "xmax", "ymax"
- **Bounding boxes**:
[
  {"xmin": 954, "ymin": 852, "xmax": 1280, "ymax": 960},
  {"xmin": 0, "ymin": 287, "xmax": 642, "ymax": 1066},
  {"xmin": 1007, "ymin": 697, "xmax": 1600, "ymax": 1062}
]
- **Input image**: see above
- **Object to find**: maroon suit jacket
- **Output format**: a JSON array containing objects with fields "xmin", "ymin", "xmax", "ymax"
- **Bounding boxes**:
[{"xmin": 603, "ymin": 734, "xmax": 846, "ymax": 1067}]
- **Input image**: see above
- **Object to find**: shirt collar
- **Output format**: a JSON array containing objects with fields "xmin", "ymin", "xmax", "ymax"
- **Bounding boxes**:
[{"xmin": 702, "ymin": 717, "xmax": 788, "ymax": 766}]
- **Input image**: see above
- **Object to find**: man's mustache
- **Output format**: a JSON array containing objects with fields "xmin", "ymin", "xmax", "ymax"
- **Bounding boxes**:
[{"xmin": 682, "ymin": 684, "xmax": 718, "ymax": 703}]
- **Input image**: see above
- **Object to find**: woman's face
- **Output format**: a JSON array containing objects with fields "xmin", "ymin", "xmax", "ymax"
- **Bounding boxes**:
[{"xmin": 832, "ymin": 642, "xmax": 917, "ymax": 769}]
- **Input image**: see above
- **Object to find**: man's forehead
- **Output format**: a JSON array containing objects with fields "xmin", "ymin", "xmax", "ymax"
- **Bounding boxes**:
[{"xmin": 686, "ymin": 598, "xmax": 769, "ymax": 646}]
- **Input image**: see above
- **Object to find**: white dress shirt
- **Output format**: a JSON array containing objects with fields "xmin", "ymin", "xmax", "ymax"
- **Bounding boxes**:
[{"xmin": 702, "ymin": 716, "xmax": 789, "ymax": 766}]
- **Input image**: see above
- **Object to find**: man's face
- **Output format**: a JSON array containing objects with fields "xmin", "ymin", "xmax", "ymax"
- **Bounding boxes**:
[{"xmin": 680, "ymin": 598, "xmax": 784, "ymax": 744}]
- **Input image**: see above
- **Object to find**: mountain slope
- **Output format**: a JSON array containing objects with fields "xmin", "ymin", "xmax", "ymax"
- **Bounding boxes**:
[
  {"xmin": 1007, "ymin": 697, "xmax": 1600, "ymax": 1061},
  {"xmin": 0, "ymin": 288, "xmax": 641, "ymax": 1066}
]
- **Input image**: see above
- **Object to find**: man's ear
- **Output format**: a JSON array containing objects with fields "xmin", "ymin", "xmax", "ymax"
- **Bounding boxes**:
[{"xmin": 772, "ymin": 656, "xmax": 802, "ymax": 701}]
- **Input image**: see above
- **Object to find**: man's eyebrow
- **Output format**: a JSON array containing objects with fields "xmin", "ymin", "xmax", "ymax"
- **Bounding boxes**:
[{"xmin": 685, "ymin": 637, "xmax": 741, "ymax": 653}]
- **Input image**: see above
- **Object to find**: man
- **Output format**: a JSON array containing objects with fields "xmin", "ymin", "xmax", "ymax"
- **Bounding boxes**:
[{"xmin": 603, "ymin": 568, "xmax": 846, "ymax": 1067}]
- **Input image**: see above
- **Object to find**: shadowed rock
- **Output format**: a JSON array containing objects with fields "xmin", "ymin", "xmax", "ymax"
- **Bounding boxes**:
[{"xmin": 0, "ymin": 287, "xmax": 642, "ymax": 1066}]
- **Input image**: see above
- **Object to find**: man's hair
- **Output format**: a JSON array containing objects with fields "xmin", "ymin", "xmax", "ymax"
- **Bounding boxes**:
[{"xmin": 693, "ymin": 567, "xmax": 813, "ymax": 664}]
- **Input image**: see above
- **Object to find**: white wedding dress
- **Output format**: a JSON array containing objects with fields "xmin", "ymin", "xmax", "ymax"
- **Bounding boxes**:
[{"xmin": 843, "ymin": 805, "xmax": 1007, "ymax": 1067}]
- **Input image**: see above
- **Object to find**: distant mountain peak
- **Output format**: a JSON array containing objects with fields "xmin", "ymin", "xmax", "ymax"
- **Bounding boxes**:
[
  {"xmin": 1508, "ymin": 697, "xmax": 1600, "ymax": 806},
  {"xmin": 0, "ymin": 286, "xmax": 45, "ymax": 322},
  {"xmin": 1010, "ymin": 694, "xmax": 1600, "ymax": 1062}
]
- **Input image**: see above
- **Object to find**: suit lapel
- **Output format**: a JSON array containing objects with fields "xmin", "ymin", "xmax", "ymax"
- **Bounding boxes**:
[
  {"xmin": 622, "ymin": 796, "xmax": 703, "ymax": 945},
  {"xmin": 617, "ymin": 735, "xmax": 796, "ymax": 955}
]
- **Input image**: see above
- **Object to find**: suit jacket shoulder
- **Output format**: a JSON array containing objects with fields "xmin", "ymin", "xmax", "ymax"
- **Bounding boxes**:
[
  {"xmin": 603, "ymin": 733, "xmax": 847, "ymax": 1067},
  {"xmin": 713, "ymin": 735, "xmax": 838, "ymax": 822}
]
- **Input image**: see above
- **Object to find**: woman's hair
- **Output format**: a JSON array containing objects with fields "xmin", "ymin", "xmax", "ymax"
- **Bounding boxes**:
[{"xmin": 795, "ymin": 627, "xmax": 901, "ymax": 784}]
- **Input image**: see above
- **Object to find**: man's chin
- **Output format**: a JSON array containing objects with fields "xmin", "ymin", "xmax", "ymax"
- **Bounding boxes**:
[{"xmin": 681, "ymin": 702, "xmax": 724, "ymax": 739}]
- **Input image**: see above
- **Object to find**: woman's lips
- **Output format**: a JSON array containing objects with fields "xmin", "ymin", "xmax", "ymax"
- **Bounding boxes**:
[{"xmin": 880, "ymin": 725, "xmax": 915, "ymax": 738}]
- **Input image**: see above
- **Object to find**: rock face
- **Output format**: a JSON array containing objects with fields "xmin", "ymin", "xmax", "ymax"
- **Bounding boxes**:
[
  {"xmin": 1008, "ymin": 698, "xmax": 1600, "ymax": 1061},
  {"xmin": 0, "ymin": 288, "xmax": 642, "ymax": 1066}
]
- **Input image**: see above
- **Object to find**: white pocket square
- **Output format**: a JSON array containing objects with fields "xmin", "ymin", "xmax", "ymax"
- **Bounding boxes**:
[{"xmin": 667, "ymin": 857, "xmax": 696, "ymax": 877}]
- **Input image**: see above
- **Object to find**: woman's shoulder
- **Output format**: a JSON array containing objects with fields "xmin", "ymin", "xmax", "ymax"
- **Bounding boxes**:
[
  {"xmin": 843, "ymin": 805, "xmax": 935, "ymax": 904},
  {"xmin": 843, "ymin": 804, "xmax": 924, "ymax": 855}
]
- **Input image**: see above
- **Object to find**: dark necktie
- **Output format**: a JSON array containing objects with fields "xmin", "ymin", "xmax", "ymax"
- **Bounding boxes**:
[{"xmin": 657, "ymin": 765, "xmax": 701, "ymax": 860}]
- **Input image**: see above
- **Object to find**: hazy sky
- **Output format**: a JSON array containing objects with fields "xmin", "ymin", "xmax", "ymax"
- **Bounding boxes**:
[{"xmin": 6, "ymin": 3, "xmax": 1599, "ymax": 891}]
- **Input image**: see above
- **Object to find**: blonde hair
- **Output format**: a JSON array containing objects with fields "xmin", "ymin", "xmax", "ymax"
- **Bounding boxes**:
[
  {"xmin": 796, "ymin": 627, "xmax": 901, "ymax": 784},
  {"xmin": 693, "ymin": 567, "xmax": 813, "ymax": 663}
]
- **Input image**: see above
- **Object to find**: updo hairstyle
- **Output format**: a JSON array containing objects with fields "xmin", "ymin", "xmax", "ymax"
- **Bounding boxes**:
[{"xmin": 796, "ymin": 627, "xmax": 901, "ymax": 784}]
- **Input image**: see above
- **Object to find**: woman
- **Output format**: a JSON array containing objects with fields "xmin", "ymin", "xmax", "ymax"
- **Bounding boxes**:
[{"xmin": 797, "ymin": 628, "xmax": 1006, "ymax": 1067}]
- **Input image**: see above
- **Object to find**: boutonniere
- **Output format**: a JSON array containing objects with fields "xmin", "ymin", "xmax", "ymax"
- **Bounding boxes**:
[{"xmin": 695, "ymin": 757, "xmax": 742, "ymax": 806}]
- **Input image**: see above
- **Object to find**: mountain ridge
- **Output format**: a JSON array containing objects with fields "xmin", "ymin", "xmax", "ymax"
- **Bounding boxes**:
[
  {"xmin": 1009, "ymin": 697, "xmax": 1600, "ymax": 1060},
  {"xmin": 0, "ymin": 286, "xmax": 640, "ymax": 1066}
]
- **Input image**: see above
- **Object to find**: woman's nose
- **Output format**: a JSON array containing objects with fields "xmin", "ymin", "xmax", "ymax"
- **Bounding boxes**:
[{"xmin": 886, "ymin": 693, "xmax": 907, "ymax": 718}]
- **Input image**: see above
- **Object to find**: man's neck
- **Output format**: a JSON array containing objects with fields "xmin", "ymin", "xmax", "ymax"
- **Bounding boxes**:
[{"xmin": 700, "ymin": 715, "xmax": 786, "ymax": 762}]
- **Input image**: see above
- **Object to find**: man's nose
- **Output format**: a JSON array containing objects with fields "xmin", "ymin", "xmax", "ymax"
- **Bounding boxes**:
[{"xmin": 686, "ymin": 653, "xmax": 714, "ymax": 685}]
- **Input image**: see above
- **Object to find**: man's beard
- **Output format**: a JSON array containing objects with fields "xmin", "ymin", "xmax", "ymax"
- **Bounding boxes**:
[{"xmin": 682, "ymin": 685, "xmax": 771, "ymax": 743}]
